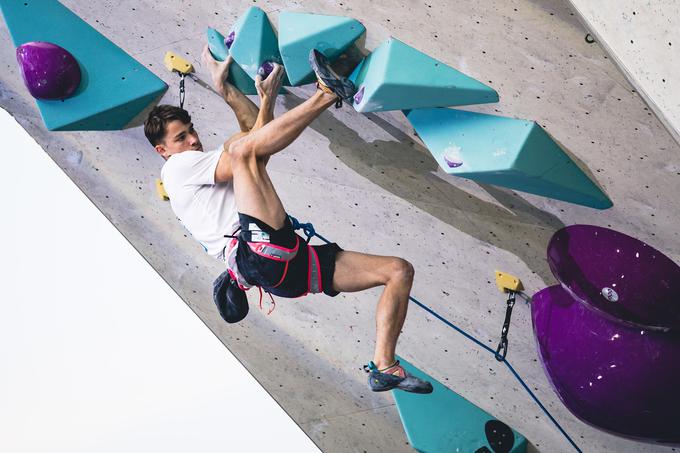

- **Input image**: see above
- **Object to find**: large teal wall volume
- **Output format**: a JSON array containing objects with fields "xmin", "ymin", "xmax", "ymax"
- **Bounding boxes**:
[
  {"xmin": 349, "ymin": 38, "xmax": 498, "ymax": 113},
  {"xmin": 0, "ymin": 0, "xmax": 167, "ymax": 131},
  {"xmin": 405, "ymin": 108, "xmax": 613, "ymax": 209},
  {"xmin": 278, "ymin": 11, "xmax": 365, "ymax": 86},
  {"xmin": 207, "ymin": 27, "xmax": 257, "ymax": 95},
  {"xmin": 393, "ymin": 357, "xmax": 528, "ymax": 453},
  {"xmin": 227, "ymin": 7, "xmax": 291, "ymax": 87}
]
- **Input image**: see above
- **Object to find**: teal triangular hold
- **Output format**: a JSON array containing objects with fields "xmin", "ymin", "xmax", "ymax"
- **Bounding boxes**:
[
  {"xmin": 0, "ymin": 0, "xmax": 167, "ymax": 131},
  {"xmin": 228, "ymin": 7, "xmax": 291, "ymax": 86},
  {"xmin": 278, "ymin": 11, "xmax": 365, "ymax": 86},
  {"xmin": 405, "ymin": 108, "xmax": 613, "ymax": 209},
  {"xmin": 349, "ymin": 38, "xmax": 498, "ymax": 113},
  {"xmin": 206, "ymin": 27, "xmax": 257, "ymax": 95},
  {"xmin": 393, "ymin": 356, "xmax": 527, "ymax": 453}
]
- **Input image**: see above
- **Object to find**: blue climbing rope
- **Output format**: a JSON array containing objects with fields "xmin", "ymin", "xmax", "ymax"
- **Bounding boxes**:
[{"xmin": 288, "ymin": 215, "xmax": 582, "ymax": 453}]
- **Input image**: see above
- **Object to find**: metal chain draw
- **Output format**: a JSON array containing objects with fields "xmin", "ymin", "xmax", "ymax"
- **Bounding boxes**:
[{"xmin": 495, "ymin": 291, "xmax": 516, "ymax": 361}]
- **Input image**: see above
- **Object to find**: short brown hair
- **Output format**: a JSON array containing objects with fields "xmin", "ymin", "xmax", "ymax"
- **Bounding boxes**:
[{"xmin": 144, "ymin": 105, "xmax": 192, "ymax": 146}]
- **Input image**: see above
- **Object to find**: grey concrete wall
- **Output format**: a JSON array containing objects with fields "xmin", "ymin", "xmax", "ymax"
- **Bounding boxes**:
[
  {"xmin": 1, "ymin": 0, "xmax": 678, "ymax": 452},
  {"xmin": 568, "ymin": 0, "xmax": 680, "ymax": 145}
]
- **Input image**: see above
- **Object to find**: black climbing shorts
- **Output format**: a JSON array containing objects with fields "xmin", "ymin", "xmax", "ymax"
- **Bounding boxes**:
[{"xmin": 235, "ymin": 212, "xmax": 343, "ymax": 298}]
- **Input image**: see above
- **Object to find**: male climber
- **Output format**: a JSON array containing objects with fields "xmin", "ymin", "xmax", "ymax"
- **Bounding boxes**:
[{"xmin": 143, "ymin": 46, "xmax": 432, "ymax": 394}]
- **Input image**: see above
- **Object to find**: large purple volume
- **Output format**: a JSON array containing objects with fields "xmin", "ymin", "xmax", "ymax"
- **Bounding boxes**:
[
  {"xmin": 533, "ymin": 225, "xmax": 680, "ymax": 444},
  {"xmin": 16, "ymin": 41, "xmax": 81, "ymax": 100},
  {"xmin": 547, "ymin": 225, "xmax": 680, "ymax": 330}
]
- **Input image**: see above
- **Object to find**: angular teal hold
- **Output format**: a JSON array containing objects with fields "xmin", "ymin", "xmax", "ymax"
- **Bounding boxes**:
[
  {"xmin": 405, "ymin": 108, "xmax": 613, "ymax": 209},
  {"xmin": 0, "ymin": 0, "xmax": 167, "ymax": 131},
  {"xmin": 278, "ymin": 11, "xmax": 365, "ymax": 86},
  {"xmin": 393, "ymin": 356, "xmax": 527, "ymax": 453},
  {"xmin": 349, "ymin": 38, "xmax": 498, "ymax": 113},
  {"xmin": 228, "ymin": 7, "xmax": 291, "ymax": 87},
  {"xmin": 206, "ymin": 27, "xmax": 257, "ymax": 95}
]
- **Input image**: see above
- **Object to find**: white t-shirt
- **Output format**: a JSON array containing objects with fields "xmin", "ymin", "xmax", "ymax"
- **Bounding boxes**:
[{"xmin": 160, "ymin": 149, "xmax": 239, "ymax": 261}]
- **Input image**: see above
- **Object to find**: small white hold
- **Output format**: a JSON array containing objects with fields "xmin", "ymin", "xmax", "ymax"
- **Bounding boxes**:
[
  {"xmin": 492, "ymin": 147, "xmax": 507, "ymax": 157},
  {"xmin": 601, "ymin": 287, "xmax": 619, "ymax": 302}
]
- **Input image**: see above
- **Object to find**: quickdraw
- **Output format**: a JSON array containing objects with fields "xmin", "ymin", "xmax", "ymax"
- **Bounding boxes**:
[
  {"xmin": 163, "ymin": 51, "xmax": 193, "ymax": 110},
  {"xmin": 495, "ymin": 291, "xmax": 516, "ymax": 361},
  {"xmin": 493, "ymin": 271, "xmax": 530, "ymax": 361}
]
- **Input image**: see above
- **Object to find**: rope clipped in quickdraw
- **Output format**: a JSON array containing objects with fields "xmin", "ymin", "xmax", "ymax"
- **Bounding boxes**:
[
  {"xmin": 289, "ymin": 215, "xmax": 315, "ymax": 243},
  {"xmin": 288, "ymin": 215, "xmax": 331, "ymax": 245},
  {"xmin": 493, "ymin": 270, "xmax": 530, "ymax": 361},
  {"xmin": 163, "ymin": 51, "xmax": 194, "ymax": 109}
]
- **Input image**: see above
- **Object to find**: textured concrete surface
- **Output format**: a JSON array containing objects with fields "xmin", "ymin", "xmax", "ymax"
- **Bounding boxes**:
[
  {"xmin": 568, "ymin": 0, "xmax": 680, "ymax": 145},
  {"xmin": 1, "ymin": 1, "xmax": 679, "ymax": 452}
]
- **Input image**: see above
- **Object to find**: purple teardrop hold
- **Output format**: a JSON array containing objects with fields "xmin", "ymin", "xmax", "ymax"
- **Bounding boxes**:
[
  {"xmin": 353, "ymin": 86, "xmax": 364, "ymax": 104},
  {"xmin": 443, "ymin": 154, "xmax": 463, "ymax": 168},
  {"xmin": 532, "ymin": 225, "xmax": 680, "ymax": 443},
  {"xmin": 224, "ymin": 31, "xmax": 235, "ymax": 49},
  {"xmin": 16, "ymin": 41, "xmax": 81, "ymax": 100},
  {"xmin": 442, "ymin": 146, "xmax": 464, "ymax": 168},
  {"xmin": 257, "ymin": 61, "xmax": 274, "ymax": 79},
  {"xmin": 443, "ymin": 156, "xmax": 463, "ymax": 168}
]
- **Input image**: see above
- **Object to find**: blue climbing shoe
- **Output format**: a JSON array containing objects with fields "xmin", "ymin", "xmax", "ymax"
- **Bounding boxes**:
[
  {"xmin": 308, "ymin": 48, "xmax": 356, "ymax": 106},
  {"xmin": 365, "ymin": 360, "xmax": 433, "ymax": 394}
]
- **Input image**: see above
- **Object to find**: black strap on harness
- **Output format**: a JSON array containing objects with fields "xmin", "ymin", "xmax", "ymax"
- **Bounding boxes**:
[{"xmin": 223, "ymin": 226, "xmax": 241, "ymax": 239}]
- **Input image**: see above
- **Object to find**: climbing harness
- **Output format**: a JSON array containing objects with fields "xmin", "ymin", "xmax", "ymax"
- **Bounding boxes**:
[
  {"xmin": 222, "ymin": 218, "xmax": 325, "ymax": 314},
  {"xmin": 223, "ymin": 233, "xmax": 278, "ymax": 315},
  {"xmin": 286, "ymin": 215, "xmax": 582, "ymax": 453}
]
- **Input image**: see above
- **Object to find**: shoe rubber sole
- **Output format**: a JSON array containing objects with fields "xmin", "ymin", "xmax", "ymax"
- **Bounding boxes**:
[{"xmin": 308, "ymin": 49, "xmax": 357, "ymax": 101}]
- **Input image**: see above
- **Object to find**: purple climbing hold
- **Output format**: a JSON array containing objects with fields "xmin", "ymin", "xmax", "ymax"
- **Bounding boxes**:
[
  {"xmin": 257, "ymin": 61, "xmax": 274, "ymax": 79},
  {"xmin": 443, "ymin": 146, "xmax": 463, "ymax": 168},
  {"xmin": 547, "ymin": 224, "xmax": 680, "ymax": 330},
  {"xmin": 224, "ymin": 31, "xmax": 235, "ymax": 50},
  {"xmin": 532, "ymin": 225, "xmax": 680, "ymax": 443},
  {"xmin": 533, "ymin": 285, "xmax": 680, "ymax": 443},
  {"xmin": 353, "ymin": 86, "xmax": 365, "ymax": 104},
  {"xmin": 16, "ymin": 41, "xmax": 81, "ymax": 100}
]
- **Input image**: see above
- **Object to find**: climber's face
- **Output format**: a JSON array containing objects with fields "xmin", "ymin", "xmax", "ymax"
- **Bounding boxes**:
[{"xmin": 155, "ymin": 119, "xmax": 203, "ymax": 159}]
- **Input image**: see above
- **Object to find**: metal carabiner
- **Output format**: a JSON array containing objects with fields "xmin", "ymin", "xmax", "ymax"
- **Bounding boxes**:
[{"xmin": 179, "ymin": 73, "xmax": 186, "ymax": 109}]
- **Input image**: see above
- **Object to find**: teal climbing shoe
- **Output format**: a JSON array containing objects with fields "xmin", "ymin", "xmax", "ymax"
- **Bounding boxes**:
[{"xmin": 365, "ymin": 360, "xmax": 433, "ymax": 394}]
